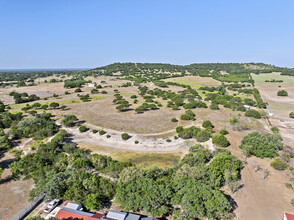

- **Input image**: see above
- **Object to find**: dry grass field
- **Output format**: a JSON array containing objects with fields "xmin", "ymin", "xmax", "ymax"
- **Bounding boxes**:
[
  {"xmin": 2, "ymin": 73, "xmax": 294, "ymax": 219},
  {"xmin": 0, "ymin": 152, "xmax": 34, "ymax": 219},
  {"xmin": 252, "ymin": 72, "xmax": 294, "ymax": 146}
]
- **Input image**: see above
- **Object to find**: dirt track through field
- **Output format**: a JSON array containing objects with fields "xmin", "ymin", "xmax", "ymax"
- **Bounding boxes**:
[{"xmin": 61, "ymin": 122, "xmax": 205, "ymax": 153}]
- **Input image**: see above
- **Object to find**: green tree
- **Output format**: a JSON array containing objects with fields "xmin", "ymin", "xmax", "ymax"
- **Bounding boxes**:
[
  {"xmin": 212, "ymin": 134, "xmax": 229, "ymax": 147},
  {"xmin": 49, "ymin": 102, "xmax": 59, "ymax": 109},
  {"xmin": 277, "ymin": 90, "xmax": 288, "ymax": 96},
  {"xmin": 121, "ymin": 133, "xmax": 130, "ymax": 140},
  {"xmin": 196, "ymin": 130, "xmax": 210, "ymax": 142}
]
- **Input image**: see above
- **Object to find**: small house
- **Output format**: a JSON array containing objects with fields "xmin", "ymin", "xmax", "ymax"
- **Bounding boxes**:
[
  {"xmin": 268, "ymin": 109, "xmax": 273, "ymax": 117},
  {"xmin": 244, "ymin": 105, "xmax": 250, "ymax": 110},
  {"xmin": 87, "ymin": 83, "xmax": 96, "ymax": 88}
]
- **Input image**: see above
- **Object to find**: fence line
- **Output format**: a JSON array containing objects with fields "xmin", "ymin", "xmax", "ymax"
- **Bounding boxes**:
[{"xmin": 11, "ymin": 193, "xmax": 45, "ymax": 220}]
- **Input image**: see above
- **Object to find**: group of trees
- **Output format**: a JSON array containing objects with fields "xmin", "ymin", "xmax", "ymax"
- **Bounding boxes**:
[
  {"xmin": 116, "ymin": 145, "xmax": 242, "ymax": 219},
  {"xmin": 113, "ymin": 94, "xmax": 131, "ymax": 112},
  {"xmin": 239, "ymin": 132, "xmax": 283, "ymax": 158},
  {"xmin": 244, "ymin": 109, "xmax": 261, "ymax": 119},
  {"xmin": 0, "ymin": 70, "xmax": 72, "ymax": 88},
  {"xmin": 9, "ymin": 91, "xmax": 40, "ymax": 104},
  {"xmin": 9, "ymin": 130, "xmax": 117, "ymax": 211},
  {"xmin": 10, "ymin": 112, "xmax": 59, "ymax": 140},
  {"xmin": 175, "ymin": 125, "xmax": 212, "ymax": 142},
  {"xmin": 5, "ymin": 114, "xmax": 243, "ymax": 219}
]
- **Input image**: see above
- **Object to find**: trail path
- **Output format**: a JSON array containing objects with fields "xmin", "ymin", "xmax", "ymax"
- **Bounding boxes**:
[{"xmin": 57, "ymin": 120, "xmax": 213, "ymax": 153}]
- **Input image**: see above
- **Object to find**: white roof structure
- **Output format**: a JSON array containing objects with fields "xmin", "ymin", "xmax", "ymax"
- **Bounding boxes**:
[
  {"xmin": 244, "ymin": 105, "xmax": 250, "ymax": 110},
  {"xmin": 106, "ymin": 210, "xmax": 128, "ymax": 220},
  {"xmin": 268, "ymin": 109, "xmax": 273, "ymax": 116},
  {"xmin": 64, "ymin": 201, "xmax": 83, "ymax": 210}
]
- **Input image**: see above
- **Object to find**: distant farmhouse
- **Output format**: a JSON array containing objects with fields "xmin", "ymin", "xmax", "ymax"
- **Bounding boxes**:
[
  {"xmin": 268, "ymin": 109, "xmax": 273, "ymax": 117},
  {"xmin": 87, "ymin": 83, "xmax": 96, "ymax": 87}
]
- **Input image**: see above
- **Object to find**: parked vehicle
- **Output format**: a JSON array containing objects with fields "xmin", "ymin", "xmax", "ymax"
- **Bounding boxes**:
[{"xmin": 44, "ymin": 199, "xmax": 60, "ymax": 213}]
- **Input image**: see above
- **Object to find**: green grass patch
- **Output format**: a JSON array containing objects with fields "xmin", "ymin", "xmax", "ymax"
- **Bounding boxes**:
[
  {"xmin": 113, "ymin": 152, "xmax": 181, "ymax": 168},
  {"xmin": 252, "ymin": 72, "xmax": 294, "ymax": 86}
]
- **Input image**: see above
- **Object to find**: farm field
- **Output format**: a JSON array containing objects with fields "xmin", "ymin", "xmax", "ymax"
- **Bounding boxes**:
[{"xmin": 252, "ymin": 72, "xmax": 294, "ymax": 146}]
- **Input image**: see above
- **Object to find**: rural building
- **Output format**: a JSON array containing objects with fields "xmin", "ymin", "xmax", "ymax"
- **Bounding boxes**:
[
  {"xmin": 64, "ymin": 201, "xmax": 83, "ymax": 211},
  {"xmin": 268, "ymin": 109, "xmax": 273, "ymax": 116},
  {"xmin": 284, "ymin": 211, "xmax": 294, "ymax": 220},
  {"xmin": 243, "ymin": 105, "xmax": 250, "ymax": 110},
  {"xmin": 87, "ymin": 83, "xmax": 96, "ymax": 87},
  {"xmin": 55, "ymin": 207, "xmax": 103, "ymax": 220},
  {"xmin": 102, "ymin": 210, "xmax": 128, "ymax": 220}
]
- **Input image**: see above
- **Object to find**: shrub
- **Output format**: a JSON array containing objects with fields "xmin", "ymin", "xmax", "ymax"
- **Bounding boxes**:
[
  {"xmin": 99, "ymin": 130, "xmax": 106, "ymax": 135},
  {"xmin": 107, "ymin": 134, "xmax": 111, "ymax": 138},
  {"xmin": 135, "ymin": 140, "xmax": 139, "ymax": 144},
  {"xmin": 79, "ymin": 126, "xmax": 88, "ymax": 132},
  {"xmin": 277, "ymin": 90, "xmax": 288, "ymax": 96},
  {"xmin": 212, "ymin": 135, "xmax": 229, "ymax": 147},
  {"xmin": 196, "ymin": 130, "xmax": 210, "ymax": 142},
  {"xmin": 166, "ymin": 139, "xmax": 171, "ymax": 142},
  {"xmin": 121, "ymin": 133, "xmax": 130, "ymax": 140},
  {"xmin": 92, "ymin": 129, "xmax": 98, "ymax": 134},
  {"xmin": 271, "ymin": 126, "xmax": 279, "ymax": 134},
  {"xmin": 239, "ymin": 132, "xmax": 283, "ymax": 158},
  {"xmin": 230, "ymin": 117, "xmax": 238, "ymax": 125},
  {"xmin": 270, "ymin": 158, "xmax": 288, "ymax": 170},
  {"xmin": 180, "ymin": 114, "xmax": 191, "ymax": 120},
  {"xmin": 62, "ymin": 115, "xmax": 78, "ymax": 127},
  {"xmin": 101, "ymin": 90, "xmax": 107, "ymax": 94},
  {"xmin": 202, "ymin": 120, "xmax": 213, "ymax": 128},
  {"xmin": 49, "ymin": 102, "xmax": 59, "ymax": 109},
  {"xmin": 286, "ymin": 183, "xmax": 293, "ymax": 190},
  {"xmin": 210, "ymin": 103, "xmax": 219, "ymax": 110},
  {"xmin": 290, "ymin": 112, "xmax": 294, "ymax": 118},
  {"xmin": 74, "ymin": 88, "xmax": 82, "ymax": 93},
  {"xmin": 219, "ymin": 128, "xmax": 229, "ymax": 135},
  {"xmin": 245, "ymin": 109, "xmax": 261, "ymax": 119},
  {"xmin": 171, "ymin": 118, "xmax": 178, "ymax": 122},
  {"xmin": 130, "ymin": 95, "xmax": 137, "ymax": 99},
  {"xmin": 178, "ymin": 126, "xmax": 201, "ymax": 139},
  {"xmin": 176, "ymin": 126, "xmax": 184, "ymax": 133}
]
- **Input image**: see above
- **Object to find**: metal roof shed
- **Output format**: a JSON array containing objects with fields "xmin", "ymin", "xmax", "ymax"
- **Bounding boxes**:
[
  {"xmin": 106, "ymin": 210, "xmax": 128, "ymax": 220},
  {"xmin": 125, "ymin": 213, "xmax": 141, "ymax": 220},
  {"xmin": 64, "ymin": 201, "xmax": 83, "ymax": 211}
]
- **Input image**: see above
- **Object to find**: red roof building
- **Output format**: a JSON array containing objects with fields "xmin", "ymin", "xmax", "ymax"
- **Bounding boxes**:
[
  {"xmin": 55, "ymin": 207, "xmax": 104, "ymax": 220},
  {"xmin": 284, "ymin": 212, "xmax": 294, "ymax": 220}
]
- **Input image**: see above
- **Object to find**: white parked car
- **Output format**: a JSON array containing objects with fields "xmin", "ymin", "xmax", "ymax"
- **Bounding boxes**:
[{"xmin": 44, "ymin": 199, "xmax": 60, "ymax": 213}]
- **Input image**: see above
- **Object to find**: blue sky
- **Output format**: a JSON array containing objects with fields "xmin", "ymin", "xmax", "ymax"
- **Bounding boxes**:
[{"xmin": 1, "ymin": 0, "xmax": 294, "ymax": 68}]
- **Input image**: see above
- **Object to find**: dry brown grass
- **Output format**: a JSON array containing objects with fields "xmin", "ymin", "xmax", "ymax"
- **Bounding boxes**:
[{"xmin": 0, "ymin": 152, "xmax": 34, "ymax": 219}]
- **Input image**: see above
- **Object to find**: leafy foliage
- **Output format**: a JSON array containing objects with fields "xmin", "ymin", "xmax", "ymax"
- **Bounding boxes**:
[
  {"xmin": 245, "ymin": 109, "xmax": 261, "ymax": 119},
  {"xmin": 239, "ymin": 132, "xmax": 283, "ymax": 158},
  {"xmin": 212, "ymin": 134, "xmax": 229, "ymax": 147},
  {"xmin": 277, "ymin": 90, "xmax": 288, "ymax": 96},
  {"xmin": 270, "ymin": 158, "xmax": 288, "ymax": 170}
]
